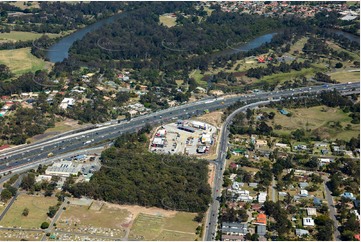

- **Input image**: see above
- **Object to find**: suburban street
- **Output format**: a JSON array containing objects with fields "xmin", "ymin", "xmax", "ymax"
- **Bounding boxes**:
[
  {"xmin": 204, "ymin": 100, "xmax": 271, "ymax": 241},
  {"xmin": 324, "ymin": 181, "xmax": 341, "ymax": 241}
]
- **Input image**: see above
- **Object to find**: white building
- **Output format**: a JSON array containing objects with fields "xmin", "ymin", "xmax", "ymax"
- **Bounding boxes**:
[
  {"xmin": 300, "ymin": 190, "xmax": 309, "ymax": 197},
  {"xmin": 318, "ymin": 158, "xmax": 332, "ymax": 166},
  {"xmin": 201, "ymin": 134, "xmax": 212, "ymax": 144},
  {"xmin": 35, "ymin": 175, "xmax": 52, "ymax": 183},
  {"xmin": 191, "ymin": 121, "xmax": 207, "ymax": 130},
  {"xmin": 45, "ymin": 160, "xmax": 82, "ymax": 177},
  {"xmin": 303, "ymin": 217, "xmax": 315, "ymax": 227},
  {"xmin": 231, "ymin": 182, "xmax": 244, "ymax": 190},
  {"xmin": 152, "ymin": 137, "xmax": 165, "ymax": 148},
  {"xmin": 306, "ymin": 208, "xmax": 317, "ymax": 216},
  {"xmin": 238, "ymin": 194, "xmax": 253, "ymax": 202},
  {"xmin": 296, "ymin": 229, "xmax": 310, "ymax": 237},
  {"xmin": 275, "ymin": 143, "xmax": 289, "ymax": 148},
  {"xmin": 156, "ymin": 129, "xmax": 167, "ymax": 137},
  {"xmin": 60, "ymin": 98, "xmax": 75, "ymax": 109},
  {"xmin": 258, "ymin": 192, "xmax": 267, "ymax": 203}
]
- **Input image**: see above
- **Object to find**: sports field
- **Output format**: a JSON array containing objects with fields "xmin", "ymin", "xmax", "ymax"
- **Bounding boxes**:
[{"xmin": 0, "ymin": 194, "xmax": 57, "ymax": 229}]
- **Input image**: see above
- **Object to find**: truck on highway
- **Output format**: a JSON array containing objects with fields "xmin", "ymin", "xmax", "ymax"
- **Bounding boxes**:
[
  {"xmin": 84, "ymin": 139, "xmax": 94, "ymax": 145},
  {"xmin": 47, "ymin": 152, "xmax": 54, "ymax": 158}
]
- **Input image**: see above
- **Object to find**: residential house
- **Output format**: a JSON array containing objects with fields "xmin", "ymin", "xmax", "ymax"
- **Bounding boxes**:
[
  {"xmin": 342, "ymin": 192, "xmax": 356, "ymax": 200},
  {"xmin": 255, "ymin": 213, "xmax": 267, "ymax": 225},
  {"xmin": 303, "ymin": 217, "xmax": 315, "ymax": 226},
  {"xmin": 275, "ymin": 143, "xmax": 289, "ymax": 149},
  {"xmin": 231, "ymin": 182, "xmax": 244, "ymax": 190},
  {"xmin": 313, "ymin": 197, "xmax": 322, "ymax": 206},
  {"xmin": 222, "ymin": 234, "xmax": 244, "ymax": 241},
  {"xmin": 299, "ymin": 182, "xmax": 309, "ymax": 189},
  {"xmin": 139, "ymin": 85, "xmax": 148, "ymax": 91},
  {"xmin": 258, "ymin": 192, "xmax": 267, "ymax": 203},
  {"xmin": 296, "ymin": 229, "xmax": 310, "ymax": 237},
  {"xmin": 306, "ymin": 208, "xmax": 317, "ymax": 216},
  {"xmin": 256, "ymin": 139, "xmax": 267, "ymax": 148},
  {"xmin": 251, "ymin": 204, "xmax": 262, "ymax": 212},
  {"xmin": 256, "ymin": 225, "xmax": 267, "ymax": 236},
  {"xmin": 221, "ymin": 222, "xmax": 248, "ymax": 235},
  {"xmin": 249, "ymin": 183, "xmax": 258, "ymax": 188},
  {"xmin": 237, "ymin": 190, "xmax": 253, "ymax": 202},
  {"xmin": 318, "ymin": 158, "xmax": 333, "ymax": 166},
  {"xmin": 300, "ymin": 190, "xmax": 309, "ymax": 197},
  {"xmin": 321, "ymin": 149, "xmax": 329, "ymax": 155},
  {"xmin": 314, "ymin": 142, "xmax": 328, "ymax": 148},
  {"xmin": 59, "ymin": 98, "xmax": 75, "ymax": 110}
]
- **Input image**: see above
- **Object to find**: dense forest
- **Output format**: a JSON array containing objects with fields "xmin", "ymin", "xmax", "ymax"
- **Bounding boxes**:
[
  {"xmin": 66, "ymin": 130, "xmax": 212, "ymax": 212},
  {"xmin": 67, "ymin": 2, "xmax": 281, "ymax": 72},
  {"xmin": 0, "ymin": 2, "xmax": 126, "ymax": 33}
]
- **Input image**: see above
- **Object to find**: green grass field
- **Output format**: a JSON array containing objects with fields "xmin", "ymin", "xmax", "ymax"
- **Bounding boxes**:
[
  {"xmin": 330, "ymin": 71, "xmax": 360, "ymax": 83},
  {"xmin": 288, "ymin": 37, "xmax": 309, "ymax": 54},
  {"xmin": 326, "ymin": 40, "xmax": 360, "ymax": 61},
  {"xmin": 0, "ymin": 48, "xmax": 49, "ymax": 76},
  {"xmin": 163, "ymin": 212, "xmax": 198, "ymax": 234},
  {"xmin": 0, "ymin": 31, "xmax": 61, "ymax": 43},
  {"xmin": 129, "ymin": 212, "xmax": 198, "ymax": 241},
  {"xmin": 190, "ymin": 70, "xmax": 207, "ymax": 88},
  {"xmin": 258, "ymin": 64, "xmax": 327, "ymax": 85},
  {"xmin": 128, "ymin": 213, "xmax": 164, "ymax": 240},
  {"xmin": 0, "ymin": 194, "xmax": 57, "ymax": 229},
  {"xmin": 263, "ymin": 105, "xmax": 359, "ymax": 140},
  {"xmin": 159, "ymin": 15, "xmax": 177, "ymax": 27},
  {"xmin": 155, "ymin": 230, "xmax": 196, "ymax": 241}
]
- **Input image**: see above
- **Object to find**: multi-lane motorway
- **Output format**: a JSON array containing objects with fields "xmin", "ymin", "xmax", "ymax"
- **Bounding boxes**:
[{"xmin": 0, "ymin": 82, "xmax": 358, "ymax": 176}]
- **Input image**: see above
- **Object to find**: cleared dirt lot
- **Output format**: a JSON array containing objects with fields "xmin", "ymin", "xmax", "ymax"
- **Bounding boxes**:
[{"xmin": 56, "ymin": 200, "xmax": 199, "ymax": 241}]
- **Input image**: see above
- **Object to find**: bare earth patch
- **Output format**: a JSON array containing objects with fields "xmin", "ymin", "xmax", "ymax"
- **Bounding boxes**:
[
  {"xmin": 207, "ymin": 163, "xmax": 216, "ymax": 188},
  {"xmin": 194, "ymin": 111, "xmax": 224, "ymax": 128},
  {"xmin": 105, "ymin": 203, "xmax": 177, "ymax": 219}
]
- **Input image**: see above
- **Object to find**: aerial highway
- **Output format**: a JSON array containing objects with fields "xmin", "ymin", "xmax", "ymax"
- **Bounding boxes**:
[{"xmin": 0, "ymin": 82, "xmax": 358, "ymax": 175}]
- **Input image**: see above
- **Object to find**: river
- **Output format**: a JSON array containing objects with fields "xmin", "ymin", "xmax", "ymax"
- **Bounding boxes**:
[
  {"xmin": 324, "ymin": 28, "xmax": 360, "ymax": 43},
  {"xmin": 45, "ymin": 14, "xmax": 359, "ymax": 63},
  {"xmin": 45, "ymin": 13, "xmax": 126, "ymax": 63}
]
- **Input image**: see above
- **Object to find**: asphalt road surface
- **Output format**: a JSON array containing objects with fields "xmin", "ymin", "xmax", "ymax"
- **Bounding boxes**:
[
  {"xmin": 324, "ymin": 181, "xmax": 341, "ymax": 241},
  {"xmin": 0, "ymin": 82, "xmax": 358, "ymax": 176},
  {"xmin": 204, "ymin": 100, "xmax": 271, "ymax": 241}
]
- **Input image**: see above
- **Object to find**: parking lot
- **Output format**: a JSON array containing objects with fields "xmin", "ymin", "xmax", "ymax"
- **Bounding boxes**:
[{"xmin": 149, "ymin": 120, "xmax": 217, "ymax": 156}]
